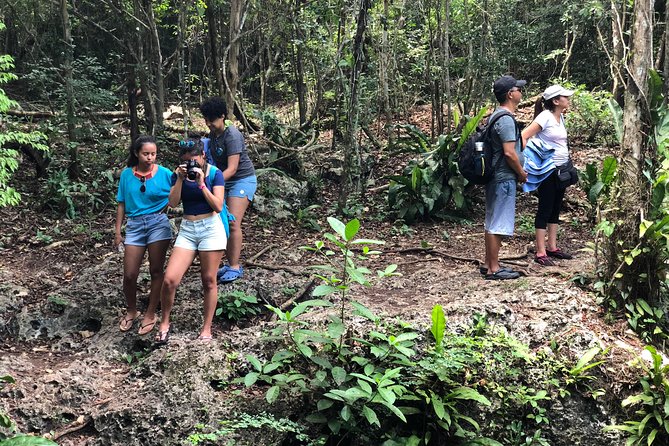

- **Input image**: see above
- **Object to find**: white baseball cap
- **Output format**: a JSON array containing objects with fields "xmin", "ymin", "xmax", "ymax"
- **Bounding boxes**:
[{"xmin": 542, "ymin": 85, "xmax": 574, "ymax": 100}]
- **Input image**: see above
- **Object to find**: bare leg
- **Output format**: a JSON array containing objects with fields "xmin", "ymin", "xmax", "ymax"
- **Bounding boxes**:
[
  {"xmin": 158, "ymin": 247, "xmax": 197, "ymax": 334},
  {"xmin": 122, "ymin": 245, "xmax": 147, "ymax": 318},
  {"xmin": 225, "ymin": 196, "xmax": 250, "ymax": 269},
  {"xmin": 198, "ymin": 249, "xmax": 225, "ymax": 338},
  {"xmin": 535, "ymin": 228, "xmax": 547, "ymax": 257},
  {"xmin": 546, "ymin": 223, "xmax": 559, "ymax": 251},
  {"xmin": 485, "ymin": 232, "xmax": 502, "ymax": 273},
  {"xmin": 140, "ymin": 239, "xmax": 170, "ymax": 328}
]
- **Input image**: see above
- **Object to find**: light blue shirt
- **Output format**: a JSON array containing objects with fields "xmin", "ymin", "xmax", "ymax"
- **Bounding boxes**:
[{"xmin": 117, "ymin": 165, "xmax": 172, "ymax": 217}]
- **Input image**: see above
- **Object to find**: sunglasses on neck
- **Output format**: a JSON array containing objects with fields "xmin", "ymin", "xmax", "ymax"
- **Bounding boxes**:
[{"xmin": 140, "ymin": 176, "xmax": 146, "ymax": 193}]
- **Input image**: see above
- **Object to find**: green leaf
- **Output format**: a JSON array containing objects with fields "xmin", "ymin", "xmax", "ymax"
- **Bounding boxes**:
[
  {"xmin": 317, "ymin": 398, "xmax": 334, "ymax": 411},
  {"xmin": 431, "ymin": 392, "xmax": 446, "ymax": 420},
  {"xmin": 327, "ymin": 217, "xmax": 347, "ymax": 239},
  {"xmin": 291, "ymin": 299, "xmax": 333, "ymax": 317},
  {"xmin": 312, "ymin": 285, "xmax": 338, "ymax": 297},
  {"xmin": 607, "ymin": 99, "xmax": 623, "ymax": 143},
  {"xmin": 244, "ymin": 372, "xmax": 259, "ymax": 387},
  {"xmin": 340, "ymin": 405, "xmax": 352, "ymax": 422},
  {"xmin": 332, "ymin": 367, "xmax": 347, "ymax": 385},
  {"xmin": 266, "ymin": 385, "xmax": 280, "ymax": 403},
  {"xmin": 362, "ymin": 405, "xmax": 380, "ymax": 427},
  {"xmin": 431, "ymin": 305, "xmax": 446, "ymax": 348},
  {"xmin": 305, "ymin": 412, "xmax": 327, "ymax": 424},
  {"xmin": 448, "ymin": 387, "xmax": 491, "ymax": 406},
  {"xmin": 344, "ymin": 219, "xmax": 360, "ymax": 241},
  {"xmin": 351, "ymin": 301, "xmax": 379, "ymax": 322},
  {"xmin": 571, "ymin": 347, "xmax": 602, "ymax": 373},
  {"xmin": 245, "ymin": 354, "xmax": 262, "ymax": 372},
  {"xmin": 0, "ymin": 436, "xmax": 59, "ymax": 446}
]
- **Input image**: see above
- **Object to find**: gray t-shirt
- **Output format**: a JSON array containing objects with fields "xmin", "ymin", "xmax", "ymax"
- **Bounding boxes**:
[
  {"xmin": 489, "ymin": 108, "xmax": 523, "ymax": 183},
  {"xmin": 209, "ymin": 126, "xmax": 256, "ymax": 181}
]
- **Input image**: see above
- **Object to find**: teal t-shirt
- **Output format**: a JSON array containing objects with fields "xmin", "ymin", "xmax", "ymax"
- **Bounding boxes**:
[{"xmin": 117, "ymin": 165, "xmax": 172, "ymax": 217}]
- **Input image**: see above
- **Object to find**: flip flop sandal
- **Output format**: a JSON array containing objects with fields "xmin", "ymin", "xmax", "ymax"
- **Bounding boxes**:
[
  {"xmin": 485, "ymin": 269, "xmax": 520, "ymax": 280},
  {"xmin": 154, "ymin": 327, "xmax": 170, "ymax": 345},
  {"xmin": 195, "ymin": 335, "xmax": 213, "ymax": 342},
  {"xmin": 479, "ymin": 266, "xmax": 513, "ymax": 275},
  {"xmin": 218, "ymin": 266, "xmax": 244, "ymax": 283},
  {"xmin": 534, "ymin": 255, "xmax": 556, "ymax": 266},
  {"xmin": 119, "ymin": 313, "xmax": 140, "ymax": 332},
  {"xmin": 546, "ymin": 248, "xmax": 573, "ymax": 259},
  {"xmin": 137, "ymin": 317, "xmax": 157, "ymax": 336}
]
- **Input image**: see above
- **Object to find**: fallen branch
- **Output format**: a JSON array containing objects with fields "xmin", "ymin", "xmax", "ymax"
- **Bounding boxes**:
[
  {"xmin": 248, "ymin": 244, "xmax": 276, "ymax": 263},
  {"xmin": 245, "ymin": 261, "xmax": 306, "ymax": 276},
  {"xmin": 44, "ymin": 416, "xmax": 91, "ymax": 441},
  {"xmin": 397, "ymin": 257, "xmax": 443, "ymax": 267},
  {"xmin": 280, "ymin": 277, "xmax": 317, "ymax": 310}
]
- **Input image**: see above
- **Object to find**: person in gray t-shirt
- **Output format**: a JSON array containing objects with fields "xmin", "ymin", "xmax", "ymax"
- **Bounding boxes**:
[
  {"xmin": 200, "ymin": 97, "xmax": 258, "ymax": 283},
  {"xmin": 482, "ymin": 76, "xmax": 528, "ymax": 280}
]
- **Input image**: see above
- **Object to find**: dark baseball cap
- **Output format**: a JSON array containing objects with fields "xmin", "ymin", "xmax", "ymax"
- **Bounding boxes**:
[{"xmin": 493, "ymin": 75, "xmax": 527, "ymax": 97}]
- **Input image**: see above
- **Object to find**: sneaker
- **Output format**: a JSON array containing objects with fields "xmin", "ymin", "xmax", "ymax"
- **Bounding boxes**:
[
  {"xmin": 546, "ymin": 248, "xmax": 573, "ymax": 259},
  {"xmin": 485, "ymin": 269, "xmax": 520, "ymax": 280},
  {"xmin": 534, "ymin": 255, "xmax": 556, "ymax": 266}
]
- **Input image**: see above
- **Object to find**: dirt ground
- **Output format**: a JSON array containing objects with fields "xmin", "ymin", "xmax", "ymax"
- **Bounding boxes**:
[{"xmin": 0, "ymin": 111, "xmax": 642, "ymax": 445}]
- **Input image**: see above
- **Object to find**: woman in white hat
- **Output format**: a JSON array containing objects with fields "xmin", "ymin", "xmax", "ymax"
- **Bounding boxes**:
[{"xmin": 521, "ymin": 84, "xmax": 576, "ymax": 266}]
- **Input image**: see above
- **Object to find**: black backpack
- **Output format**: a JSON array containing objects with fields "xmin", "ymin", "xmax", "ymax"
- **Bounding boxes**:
[{"xmin": 458, "ymin": 110, "xmax": 516, "ymax": 185}]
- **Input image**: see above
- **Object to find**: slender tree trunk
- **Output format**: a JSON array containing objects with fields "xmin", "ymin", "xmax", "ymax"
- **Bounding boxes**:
[
  {"xmin": 178, "ymin": 0, "xmax": 188, "ymax": 134},
  {"xmin": 205, "ymin": 0, "xmax": 224, "ymax": 97},
  {"xmin": 664, "ymin": 0, "xmax": 669, "ymax": 100},
  {"xmin": 127, "ymin": 67, "xmax": 140, "ymax": 143},
  {"xmin": 145, "ymin": 1, "xmax": 164, "ymax": 130},
  {"xmin": 226, "ymin": 0, "xmax": 243, "ymax": 120},
  {"xmin": 443, "ymin": 0, "xmax": 451, "ymax": 131},
  {"xmin": 611, "ymin": 0, "xmax": 626, "ymax": 103},
  {"xmin": 294, "ymin": 0, "xmax": 307, "ymax": 125},
  {"xmin": 331, "ymin": 1, "xmax": 346, "ymax": 152},
  {"xmin": 60, "ymin": 0, "xmax": 78, "ymax": 178},
  {"xmin": 338, "ymin": 0, "xmax": 371, "ymax": 209},
  {"xmin": 380, "ymin": 0, "xmax": 391, "ymax": 129}
]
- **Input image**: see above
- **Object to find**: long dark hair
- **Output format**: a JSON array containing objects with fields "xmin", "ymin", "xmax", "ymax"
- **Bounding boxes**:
[
  {"xmin": 127, "ymin": 135, "xmax": 157, "ymax": 167},
  {"xmin": 533, "ymin": 97, "xmax": 558, "ymax": 119}
]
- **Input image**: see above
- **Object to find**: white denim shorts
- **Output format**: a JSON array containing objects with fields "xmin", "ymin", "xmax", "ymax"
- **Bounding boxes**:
[{"xmin": 174, "ymin": 214, "xmax": 227, "ymax": 251}]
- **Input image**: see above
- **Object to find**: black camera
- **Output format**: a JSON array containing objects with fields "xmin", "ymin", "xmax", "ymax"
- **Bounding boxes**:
[{"xmin": 185, "ymin": 160, "xmax": 199, "ymax": 181}]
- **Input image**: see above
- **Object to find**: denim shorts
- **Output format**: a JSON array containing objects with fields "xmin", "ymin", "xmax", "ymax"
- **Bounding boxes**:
[
  {"xmin": 485, "ymin": 179, "xmax": 516, "ymax": 236},
  {"xmin": 174, "ymin": 214, "xmax": 227, "ymax": 251},
  {"xmin": 125, "ymin": 213, "xmax": 172, "ymax": 247},
  {"xmin": 226, "ymin": 175, "xmax": 257, "ymax": 201}
]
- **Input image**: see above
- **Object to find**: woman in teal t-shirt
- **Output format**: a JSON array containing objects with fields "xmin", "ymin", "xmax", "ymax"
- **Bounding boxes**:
[{"xmin": 114, "ymin": 135, "xmax": 173, "ymax": 335}]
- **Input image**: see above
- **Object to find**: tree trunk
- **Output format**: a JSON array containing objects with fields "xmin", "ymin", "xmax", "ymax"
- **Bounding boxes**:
[
  {"xmin": 608, "ymin": 0, "xmax": 653, "ymax": 300},
  {"xmin": 379, "ymin": 0, "xmax": 391, "ymax": 130},
  {"xmin": 226, "ymin": 0, "xmax": 244, "ymax": 120},
  {"xmin": 338, "ymin": 0, "xmax": 371, "ymax": 210},
  {"xmin": 664, "ymin": 0, "xmax": 669, "ymax": 100},
  {"xmin": 294, "ymin": 0, "xmax": 307, "ymax": 125},
  {"xmin": 611, "ymin": 0, "xmax": 626, "ymax": 103},
  {"xmin": 60, "ymin": 0, "xmax": 78, "ymax": 178},
  {"xmin": 205, "ymin": 0, "xmax": 224, "ymax": 97},
  {"xmin": 145, "ymin": 0, "xmax": 164, "ymax": 131}
]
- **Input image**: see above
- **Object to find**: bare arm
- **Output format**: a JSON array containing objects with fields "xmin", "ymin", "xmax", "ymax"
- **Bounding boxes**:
[
  {"xmin": 502, "ymin": 141, "xmax": 527, "ymax": 183},
  {"xmin": 521, "ymin": 122, "xmax": 542, "ymax": 148},
  {"xmin": 169, "ymin": 166, "xmax": 186, "ymax": 207},
  {"xmin": 196, "ymin": 166, "xmax": 224, "ymax": 213},
  {"xmin": 222, "ymin": 154, "xmax": 240, "ymax": 181},
  {"xmin": 114, "ymin": 202, "xmax": 125, "ymax": 247}
]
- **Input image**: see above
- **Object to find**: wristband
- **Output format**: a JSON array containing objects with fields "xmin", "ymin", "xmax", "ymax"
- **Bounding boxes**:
[{"xmin": 198, "ymin": 184, "xmax": 206, "ymax": 190}]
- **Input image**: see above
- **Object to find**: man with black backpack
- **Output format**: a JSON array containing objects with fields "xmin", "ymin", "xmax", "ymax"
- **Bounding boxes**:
[{"xmin": 482, "ymin": 76, "xmax": 528, "ymax": 280}]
